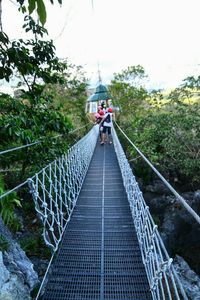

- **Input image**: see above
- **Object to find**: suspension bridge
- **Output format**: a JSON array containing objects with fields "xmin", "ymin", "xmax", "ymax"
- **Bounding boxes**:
[{"xmin": 1, "ymin": 123, "xmax": 199, "ymax": 299}]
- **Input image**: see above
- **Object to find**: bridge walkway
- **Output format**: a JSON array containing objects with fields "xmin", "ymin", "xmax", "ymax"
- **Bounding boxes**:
[{"xmin": 41, "ymin": 142, "xmax": 152, "ymax": 300}]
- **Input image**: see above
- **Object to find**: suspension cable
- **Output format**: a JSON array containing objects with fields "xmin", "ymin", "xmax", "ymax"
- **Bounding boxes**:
[
  {"xmin": 0, "ymin": 180, "xmax": 28, "ymax": 200},
  {"xmin": 0, "ymin": 141, "xmax": 40, "ymax": 155},
  {"xmin": 0, "ymin": 123, "xmax": 94, "ymax": 200},
  {"xmin": 114, "ymin": 121, "xmax": 200, "ymax": 225},
  {"xmin": 0, "ymin": 123, "xmax": 92, "ymax": 156}
]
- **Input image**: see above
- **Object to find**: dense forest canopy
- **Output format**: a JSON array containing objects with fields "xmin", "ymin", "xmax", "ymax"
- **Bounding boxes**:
[{"xmin": 109, "ymin": 66, "xmax": 200, "ymax": 190}]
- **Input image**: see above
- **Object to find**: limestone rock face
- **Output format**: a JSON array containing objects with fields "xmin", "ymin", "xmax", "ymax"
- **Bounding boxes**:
[
  {"xmin": 145, "ymin": 179, "xmax": 171, "ymax": 195},
  {"xmin": 0, "ymin": 217, "xmax": 38, "ymax": 300},
  {"xmin": 0, "ymin": 251, "xmax": 32, "ymax": 300},
  {"xmin": 174, "ymin": 255, "xmax": 200, "ymax": 300},
  {"xmin": 143, "ymin": 182, "xmax": 200, "ymax": 277}
]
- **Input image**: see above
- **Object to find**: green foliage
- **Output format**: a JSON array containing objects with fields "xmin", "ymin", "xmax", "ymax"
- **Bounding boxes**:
[
  {"xmin": 19, "ymin": 235, "xmax": 51, "ymax": 257},
  {"xmin": 0, "ymin": 234, "xmax": 9, "ymax": 252},
  {"xmin": 0, "ymin": 176, "xmax": 22, "ymax": 233},
  {"xmin": 44, "ymin": 63, "xmax": 88, "ymax": 124},
  {"xmin": 111, "ymin": 66, "xmax": 200, "ymax": 189},
  {"xmin": 152, "ymin": 214, "xmax": 161, "ymax": 227},
  {"xmin": 0, "ymin": 16, "xmax": 67, "ymax": 103},
  {"xmin": 17, "ymin": 0, "xmax": 62, "ymax": 25},
  {"xmin": 0, "ymin": 94, "xmax": 73, "ymax": 179},
  {"xmin": 124, "ymin": 102, "xmax": 200, "ymax": 189},
  {"xmin": 167, "ymin": 76, "xmax": 200, "ymax": 105},
  {"xmin": 109, "ymin": 65, "xmax": 148, "ymax": 116},
  {"xmin": 0, "ymin": 15, "xmax": 89, "ymax": 182},
  {"xmin": 113, "ymin": 65, "xmax": 147, "ymax": 86},
  {"xmin": 148, "ymin": 89, "xmax": 167, "ymax": 108},
  {"xmin": 181, "ymin": 75, "xmax": 200, "ymax": 89}
]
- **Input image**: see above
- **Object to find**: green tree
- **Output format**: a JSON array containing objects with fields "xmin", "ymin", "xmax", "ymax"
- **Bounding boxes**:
[
  {"xmin": 168, "ymin": 76, "xmax": 200, "ymax": 105},
  {"xmin": 0, "ymin": 16, "xmax": 88, "ymax": 182},
  {"xmin": 45, "ymin": 63, "xmax": 88, "ymax": 125},
  {"xmin": 0, "ymin": 16, "xmax": 67, "ymax": 104},
  {"xmin": 148, "ymin": 89, "xmax": 165, "ymax": 108},
  {"xmin": 110, "ymin": 67, "xmax": 200, "ymax": 188},
  {"xmin": 128, "ymin": 103, "xmax": 200, "ymax": 188},
  {"xmin": 109, "ymin": 65, "xmax": 148, "ymax": 120}
]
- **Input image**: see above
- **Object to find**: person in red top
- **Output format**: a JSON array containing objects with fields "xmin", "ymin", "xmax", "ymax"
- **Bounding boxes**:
[{"xmin": 95, "ymin": 109, "xmax": 105, "ymax": 143}]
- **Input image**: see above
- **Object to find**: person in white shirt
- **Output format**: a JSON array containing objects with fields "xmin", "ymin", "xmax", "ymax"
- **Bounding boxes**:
[{"xmin": 99, "ymin": 107, "xmax": 113, "ymax": 145}]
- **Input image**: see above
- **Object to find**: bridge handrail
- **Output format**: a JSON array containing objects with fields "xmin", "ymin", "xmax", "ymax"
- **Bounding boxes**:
[
  {"xmin": 114, "ymin": 121, "xmax": 200, "ymax": 225},
  {"xmin": 28, "ymin": 124, "xmax": 99, "ymax": 299},
  {"xmin": 112, "ymin": 125, "xmax": 188, "ymax": 300},
  {"xmin": 28, "ymin": 124, "xmax": 99, "ymax": 253}
]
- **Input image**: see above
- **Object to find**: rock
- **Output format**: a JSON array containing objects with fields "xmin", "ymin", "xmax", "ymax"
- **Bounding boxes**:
[
  {"xmin": 30, "ymin": 256, "xmax": 49, "ymax": 280},
  {"xmin": 0, "ymin": 216, "xmax": 39, "ymax": 299},
  {"xmin": 145, "ymin": 179, "xmax": 171, "ymax": 195},
  {"xmin": 159, "ymin": 206, "xmax": 180, "ymax": 252},
  {"xmin": 0, "ymin": 252, "xmax": 31, "ymax": 300},
  {"xmin": 147, "ymin": 195, "xmax": 174, "ymax": 215},
  {"xmin": 0, "ymin": 252, "xmax": 10, "ymax": 288},
  {"xmin": 194, "ymin": 190, "xmax": 200, "ymax": 201},
  {"xmin": 192, "ymin": 191, "xmax": 200, "ymax": 213},
  {"xmin": 3, "ymin": 243, "xmax": 38, "ymax": 289},
  {"xmin": 174, "ymin": 255, "xmax": 200, "ymax": 300}
]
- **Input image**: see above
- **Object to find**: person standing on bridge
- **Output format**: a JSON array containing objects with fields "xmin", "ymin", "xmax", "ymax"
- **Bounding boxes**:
[
  {"xmin": 99, "ymin": 107, "xmax": 113, "ymax": 145},
  {"xmin": 94, "ymin": 109, "xmax": 105, "ymax": 143},
  {"xmin": 100, "ymin": 101, "xmax": 106, "ymax": 112}
]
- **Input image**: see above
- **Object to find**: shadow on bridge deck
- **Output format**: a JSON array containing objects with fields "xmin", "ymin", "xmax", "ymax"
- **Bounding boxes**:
[{"xmin": 41, "ymin": 142, "xmax": 152, "ymax": 300}]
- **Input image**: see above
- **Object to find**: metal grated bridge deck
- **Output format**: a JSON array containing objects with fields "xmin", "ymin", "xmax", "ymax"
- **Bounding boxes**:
[{"xmin": 41, "ymin": 143, "xmax": 152, "ymax": 300}]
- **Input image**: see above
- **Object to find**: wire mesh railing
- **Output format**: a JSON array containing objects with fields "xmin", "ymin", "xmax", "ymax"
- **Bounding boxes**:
[
  {"xmin": 112, "ymin": 126, "xmax": 188, "ymax": 300},
  {"xmin": 28, "ymin": 125, "xmax": 99, "ymax": 252}
]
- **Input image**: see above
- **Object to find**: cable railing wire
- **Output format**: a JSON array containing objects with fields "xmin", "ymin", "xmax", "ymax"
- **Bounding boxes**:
[
  {"xmin": 0, "ymin": 122, "xmax": 92, "ymax": 156},
  {"xmin": 114, "ymin": 121, "xmax": 200, "ymax": 226},
  {"xmin": 0, "ymin": 123, "xmax": 93, "ymax": 201},
  {"xmin": 0, "ymin": 141, "xmax": 40, "ymax": 155},
  {"xmin": 0, "ymin": 180, "xmax": 28, "ymax": 200}
]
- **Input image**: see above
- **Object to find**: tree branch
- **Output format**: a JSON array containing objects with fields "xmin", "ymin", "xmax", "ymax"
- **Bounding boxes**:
[
  {"xmin": 0, "ymin": 0, "xmax": 3, "ymax": 32},
  {"xmin": 22, "ymin": 74, "xmax": 31, "ymax": 92}
]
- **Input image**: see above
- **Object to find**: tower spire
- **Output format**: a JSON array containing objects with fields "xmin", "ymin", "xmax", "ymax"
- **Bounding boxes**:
[
  {"xmin": 91, "ymin": 0, "xmax": 94, "ymax": 10},
  {"xmin": 97, "ymin": 62, "xmax": 102, "ymax": 84}
]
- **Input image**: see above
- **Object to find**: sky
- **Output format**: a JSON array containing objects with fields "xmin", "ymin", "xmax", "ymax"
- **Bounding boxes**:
[{"xmin": 2, "ymin": 0, "xmax": 200, "ymax": 91}]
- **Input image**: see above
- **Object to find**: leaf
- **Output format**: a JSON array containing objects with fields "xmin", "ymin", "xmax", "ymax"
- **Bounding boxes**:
[
  {"xmin": 28, "ymin": 0, "xmax": 36, "ymax": 14},
  {"xmin": 36, "ymin": 0, "xmax": 47, "ymax": 25},
  {"xmin": 8, "ymin": 127, "xmax": 12, "ymax": 136},
  {"xmin": 13, "ymin": 199, "xmax": 22, "ymax": 208},
  {"xmin": 0, "ymin": 32, "xmax": 9, "ymax": 44}
]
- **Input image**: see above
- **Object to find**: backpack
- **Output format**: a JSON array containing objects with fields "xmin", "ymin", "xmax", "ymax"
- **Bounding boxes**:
[
  {"xmin": 104, "ymin": 113, "xmax": 111, "ymax": 123},
  {"xmin": 96, "ymin": 117, "xmax": 102, "ymax": 124}
]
